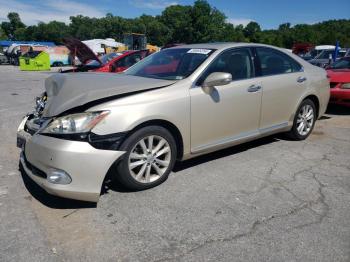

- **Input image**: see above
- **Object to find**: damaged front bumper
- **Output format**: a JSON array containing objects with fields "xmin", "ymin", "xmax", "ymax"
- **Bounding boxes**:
[{"xmin": 17, "ymin": 115, "xmax": 125, "ymax": 202}]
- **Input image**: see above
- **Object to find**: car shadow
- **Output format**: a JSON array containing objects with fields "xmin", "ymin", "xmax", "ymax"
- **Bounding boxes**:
[
  {"xmin": 173, "ymin": 135, "xmax": 279, "ymax": 172},
  {"xmin": 104, "ymin": 135, "xmax": 280, "ymax": 194},
  {"xmin": 19, "ymin": 162, "xmax": 96, "ymax": 209},
  {"xmin": 326, "ymin": 104, "xmax": 350, "ymax": 115}
]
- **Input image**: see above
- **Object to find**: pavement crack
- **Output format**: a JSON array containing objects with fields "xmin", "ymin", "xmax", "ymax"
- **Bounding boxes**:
[
  {"xmin": 152, "ymin": 161, "xmax": 333, "ymax": 262},
  {"xmin": 62, "ymin": 209, "xmax": 79, "ymax": 218}
]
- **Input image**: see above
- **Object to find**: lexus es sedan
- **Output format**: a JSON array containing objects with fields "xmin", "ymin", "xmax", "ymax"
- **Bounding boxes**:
[{"xmin": 17, "ymin": 43, "xmax": 330, "ymax": 202}]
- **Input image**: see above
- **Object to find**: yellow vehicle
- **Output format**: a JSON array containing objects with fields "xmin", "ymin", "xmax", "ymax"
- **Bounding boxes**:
[
  {"xmin": 123, "ymin": 33, "xmax": 147, "ymax": 50},
  {"xmin": 115, "ymin": 33, "xmax": 160, "ymax": 53},
  {"xmin": 146, "ymin": 44, "xmax": 160, "ymax": 53},
  {"xmin": 119, "ymin": 33, "xmax": 160, "ymax": 53}
]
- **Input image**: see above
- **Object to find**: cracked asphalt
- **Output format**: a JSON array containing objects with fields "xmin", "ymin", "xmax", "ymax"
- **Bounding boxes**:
[{"xmin": 0, "ymin": 65, "xmax": 349, "ymax": 261}]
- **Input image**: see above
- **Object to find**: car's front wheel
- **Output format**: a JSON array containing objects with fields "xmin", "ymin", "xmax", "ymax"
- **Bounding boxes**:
[
  {"xmin": 287, "ymin": 99, "xmax": 316, "ymax": 140},
  {"xmin": 116, "ymin": 126, "xmax": 177, "ymax": 190}
]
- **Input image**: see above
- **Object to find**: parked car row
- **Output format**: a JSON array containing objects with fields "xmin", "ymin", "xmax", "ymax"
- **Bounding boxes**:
[
  {"xmin": 61, "ymin": 37, "xmax": 150, "ymax": 73},
  {"xmin": 0, "ymin": 38, "xmax": 152, "ymax": 71}
]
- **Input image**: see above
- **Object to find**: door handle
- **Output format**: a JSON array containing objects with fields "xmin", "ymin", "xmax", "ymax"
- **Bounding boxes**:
[
  {"xmin": 247, "ymin": 85, "xmax": 262, "ymax": 92},
  {"xmin": 297, "ymin": 76, "xmax": 307, "ymax": 83}
]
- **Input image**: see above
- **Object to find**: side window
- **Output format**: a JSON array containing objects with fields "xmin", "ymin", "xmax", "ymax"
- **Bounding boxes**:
[
  {"xmin": 199, "ymin": 48, "xmax": 254, "ymax": 83},
  {"xmin": 125, "ymin": 53, "xmax": 142, "ymax": 67},
  {"xmin": 115, "ymin": 57, "xmax": 126, "ymax": 68},
  {"xmin": 256, "ymin": 48, "xmax": 302, "ymax": 76},
  {"xmin": 116, "ymin": 53, "xmax": 142, "ymax": 68}
]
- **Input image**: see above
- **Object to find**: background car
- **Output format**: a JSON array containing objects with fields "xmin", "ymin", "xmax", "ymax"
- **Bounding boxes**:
[
  {"xmin": 62, "ymin": 38, "xmax": 149, "ymax": 73},
  {"xmin": 309, "ymin": 48, "xmax": 348, "ymax": 68},
  {"xmin": 0, "ymin": 52, "xmax": 8, "ymax": 64},
  {"xmin": 327, "ymin": 57, "xmax": 350, "ymax": 107},
  {"xmin": 92, "ymin": 50, "xmax": 149, "ymax": 73}
]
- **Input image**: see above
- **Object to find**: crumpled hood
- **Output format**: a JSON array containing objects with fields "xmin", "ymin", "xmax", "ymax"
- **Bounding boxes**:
[{"xmin": 43, "ymin": 73, "xmax": 176, "ymax": 117}]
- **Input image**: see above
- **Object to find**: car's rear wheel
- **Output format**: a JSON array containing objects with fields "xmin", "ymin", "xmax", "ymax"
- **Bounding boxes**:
[
  {"xmin": 116, "ymin": 126, "xmax": 177, "ymax": 190},
  {"xmin": 287, "ymin": 99, "xmax": 316, "ymax": 140}
]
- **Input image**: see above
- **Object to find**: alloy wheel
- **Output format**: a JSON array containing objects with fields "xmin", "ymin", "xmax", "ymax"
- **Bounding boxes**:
[
  {"xmin": 128, "ymin": 135, "xmax": 171, "ymax": 183},
  {"xmin": 296, "ymin": 104, "xmax": 314, "ymax": 136}
]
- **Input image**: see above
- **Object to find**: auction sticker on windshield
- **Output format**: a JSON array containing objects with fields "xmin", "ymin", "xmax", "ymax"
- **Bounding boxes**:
[{"xmin": 187, "ymin": 49, "xmax": 212, "ymax": 55}]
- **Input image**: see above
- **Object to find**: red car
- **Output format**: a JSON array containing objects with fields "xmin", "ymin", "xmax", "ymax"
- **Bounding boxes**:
[
  {"xmin": 62, "ymin": 37, "xmax": 149, "ymax": 73},
  {"xmin": 89, "ymin": 50, "xmax": 149, "ymax": 73},
  {"xmin": 326, "ymin": 57, "xmax": 350, "ymax": 107}
]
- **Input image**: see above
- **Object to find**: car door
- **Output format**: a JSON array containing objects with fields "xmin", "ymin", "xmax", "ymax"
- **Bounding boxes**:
[
  {"xmin": 255, "ymin": 47, "xmax": 308, "ymax": 131},
  {"xmin": 190, "ymin": 48, "xmax": 262, "ymax": 153}
]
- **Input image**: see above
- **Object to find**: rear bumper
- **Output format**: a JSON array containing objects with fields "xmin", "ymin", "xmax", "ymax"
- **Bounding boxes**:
[{"xmin": 19, "ymin": 132, "xmax": 125, "ymax": 202}]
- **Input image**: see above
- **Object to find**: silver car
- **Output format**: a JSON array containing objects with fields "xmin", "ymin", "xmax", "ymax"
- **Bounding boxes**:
[{"xmin": 17, "ymin": 43, "xmax": 330, "ymax": 202}]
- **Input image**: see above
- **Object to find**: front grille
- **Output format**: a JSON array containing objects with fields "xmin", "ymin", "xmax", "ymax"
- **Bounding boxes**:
[
  {"xmin": 22, "ymin": 152, "xmax": 47, "ymax": 179},
  {"xmin": 330, "ymin": 82, "xmax": 338, "ymax": 89}
]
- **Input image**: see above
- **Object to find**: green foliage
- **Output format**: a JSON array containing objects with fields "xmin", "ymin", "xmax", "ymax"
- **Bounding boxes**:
[
  {"xmin": 244, "ymin": 22, "xmax": 261, "ymax": 42},
  {"xmin": 0, "ymin": 27, "xmax": 6, "ymax": 40},
  {"xmin": 1, "ymin": 12, "xmax": 25, "ymax": 39},
  {"xmin": 160, "ymin": 4, "xmax": 194, "ymax": 43},
  {"xmin": 1, "ymin": 2, "xmax": 350, "ymax": 48}
]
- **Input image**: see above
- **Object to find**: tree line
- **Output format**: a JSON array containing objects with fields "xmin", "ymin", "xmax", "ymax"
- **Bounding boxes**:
[{"xmin": 1, "ymin": 0, "xmax": 350, "ymax": 48}]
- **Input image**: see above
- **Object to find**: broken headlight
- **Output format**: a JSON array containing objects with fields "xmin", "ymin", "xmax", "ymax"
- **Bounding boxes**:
[
  {"xmin": 34, "ymin": 92, "xmax": 47, "ymax": 116},
  {"xmin": 40, "ymin": 111, "xmax": 109, "ymax": 135}
]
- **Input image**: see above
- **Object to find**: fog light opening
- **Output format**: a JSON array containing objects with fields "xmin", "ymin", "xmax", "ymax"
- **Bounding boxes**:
[{"xmin": 47, "ymin": 169, "xmax": 72, "ymax": 184}]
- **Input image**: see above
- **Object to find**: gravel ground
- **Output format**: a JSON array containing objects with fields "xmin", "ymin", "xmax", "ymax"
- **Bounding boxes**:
[{"xmin": 0, "ymin": 65, "xmax": 349, "ymax": 262}]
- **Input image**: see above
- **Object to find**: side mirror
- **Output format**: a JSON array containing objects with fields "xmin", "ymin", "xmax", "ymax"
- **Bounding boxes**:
[{"xmin": 202, "ymin": 72, "xmax": 232, "ymax": 93}]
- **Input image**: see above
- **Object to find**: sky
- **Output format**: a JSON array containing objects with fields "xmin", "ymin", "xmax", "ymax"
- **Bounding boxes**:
[{"xmin": 0, "ymin": 0, "xmax": 349, "ymax": 29}]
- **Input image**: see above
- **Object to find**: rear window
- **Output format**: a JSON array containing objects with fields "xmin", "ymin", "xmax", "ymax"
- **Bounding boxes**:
[
  {"xmin": 257, "ymin": 47, "xmax": 302, "ymax": 76},
  {"xmin": 330, "ymin": 58, "xmax": 350, "ymax": 69}
]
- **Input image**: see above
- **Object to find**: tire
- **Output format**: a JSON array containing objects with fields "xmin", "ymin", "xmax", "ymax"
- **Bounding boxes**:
[
  {"xmin": 287, "ymin": 99, "xmax": 316, "ymax": 140},
  {"xmin": 116, "ymin": 126, "xmax": 177, "ymax": 190}
]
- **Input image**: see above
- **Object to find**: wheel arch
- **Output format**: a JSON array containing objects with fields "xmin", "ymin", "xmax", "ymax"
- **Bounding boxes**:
[
  {"xmin": 292, "ymin": 93, "xmax": 320, "ymax": 123},
  {"xmin": 126, "ymin": 119, "xmax": 184, "ymax": 160},
  {"xmin": 303, "ymin": 94, "xmax": 320, "ymax": 118}
]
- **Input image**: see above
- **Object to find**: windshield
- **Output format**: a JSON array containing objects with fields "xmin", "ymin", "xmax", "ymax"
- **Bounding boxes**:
[
  {"xmin": 315, "ymin": 50, "xmax": 334, "ymax": 59},
  {"xmin": 330, "ymin": 58, "xmax": 350, "ymax": 69},
  {"xmin": 124, "ymin": 48, "xmax": 215, "ymax": 80},
  {"xmin": 315, "ymin": 50, "xmax": 346, "ymax": 60},
  {"xmin": 87, "ymin": 52, "xmax": 121, "ymax": 66}
]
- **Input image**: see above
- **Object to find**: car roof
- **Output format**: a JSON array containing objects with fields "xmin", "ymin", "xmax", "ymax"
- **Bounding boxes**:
[{"xmin": 170, "ymin": 42, "xmax": 284, "ymax": 51}]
